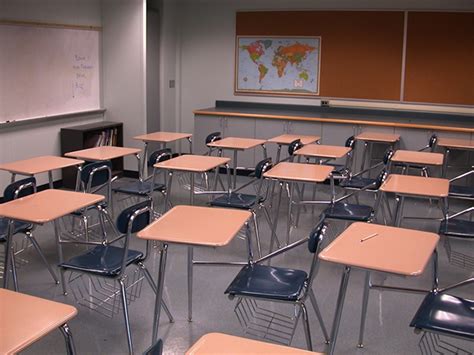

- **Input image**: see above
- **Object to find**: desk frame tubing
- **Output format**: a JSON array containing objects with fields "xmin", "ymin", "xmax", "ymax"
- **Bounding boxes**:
[
  {"xmin": 328, "ymin": 266, "xmax": 352, "ymax": 355},
  {"xmin": 59, "ymin": 323, "xmax": 77, "ymax": 355},
  {"xmin": 152, "ymin": 243, "xmax": 168, "ymax": 343}
]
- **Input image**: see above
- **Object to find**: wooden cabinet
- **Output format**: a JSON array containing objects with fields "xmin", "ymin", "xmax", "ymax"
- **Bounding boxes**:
[{"xmin": 60, "ymin": 121, "xmax": 123, "ymax": 189}]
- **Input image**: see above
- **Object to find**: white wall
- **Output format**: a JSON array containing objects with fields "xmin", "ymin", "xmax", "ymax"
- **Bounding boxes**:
[
  {"xmin": 160, "ymin": 0, "xmax": 474, "ymax": 138},
  {"xmin": 0, "ymin": 0, "xmax": 104, "ymax": 191},
  {"xmin": 101, "ymin": 0, "xmax": 146, "ymax": 170}
]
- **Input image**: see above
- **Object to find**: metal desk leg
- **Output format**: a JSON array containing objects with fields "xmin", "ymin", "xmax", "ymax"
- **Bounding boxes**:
[
  {"xmin": 187, "ymin": 137, "xmax": 193, "ymax": 154},
  {"xmin": 54, "ymin": 219, "xmax": 67, "ymax": 295},
  {"xmin": 2, "ymin": 220, "xmax": 14, "ymax": 288},
  {"xmin": 360, "ymin": 141, "xmax": 369, "ymax": 173},
  {"xmin": 143, "ymin": 142, "xmax": 149, "ymax": 179},
  {"xmin": 269, "ymin": 144, "xmax": 282, "ymax": 207},
  {"xmin": 48, "ymin": 171, "xmax": 54, "ymax": 189},
  {"xmin": 286, "ymin": 182, "xmax": 295, "ymax": 245},
  {"xmin": 135, "ymin": 153, "xmax": 142, "ymax": 182},
  {"xmin": 164, "ymin": 171, "xmax": 173, "ymax": 213},
  {"xmin": 358, "ymin": 270, "xmax": 371, "ymax": 348},
  {"xmin": 233, "ymin": 150, "xmax": 238, "ymax": 189},
  {"xmin": 328, "ymin": 266, "xmax": 352, "ymax": 355},
  {"xmin": 152, "ymin": 243, "xmax": 168, "ymax": 343},
  {"xmin": 187, "ymin": 246, "xmax": 193, "ymax": 321},
  {"xmin": 10, "ymin": 173, "xmax": 16, "ymax": 183},
  {"xmin": 393, "ymin": 195, "xmax": 405, "ymax": 227},
  {"xmin": 60, "ymin": 323, "xmax": 77, "ymax": 355},
  {"xmin": 442, "ymin": 148, "xmax": 449, "ymax": 178},
  {"xmin": 268, "ymin": 181, "xmax": 284, "ymax": 254},
  {"xmin": 190, "ymin": 173, "xmax": 195, "ymax": 205}
]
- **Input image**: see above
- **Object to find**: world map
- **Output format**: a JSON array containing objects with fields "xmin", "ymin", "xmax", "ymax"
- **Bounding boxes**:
[{"xmin": 236, "ymin": 37, "xmax": 320, "ymax": 96}]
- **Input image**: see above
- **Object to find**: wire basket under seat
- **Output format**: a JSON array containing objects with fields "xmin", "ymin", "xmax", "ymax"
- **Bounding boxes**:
[
  {"xmin": 68, "ymin": 266, "xmax": 145, "ymax": 318},
  {"xmin": 234, "ymin": 298, "xmax": 300, "ymax": 346}
]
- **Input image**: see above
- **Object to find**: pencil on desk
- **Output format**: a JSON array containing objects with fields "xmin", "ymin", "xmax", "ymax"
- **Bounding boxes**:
[{"xmin": 360, "ymin": 233, "xmax": 378, "ymax": 242}]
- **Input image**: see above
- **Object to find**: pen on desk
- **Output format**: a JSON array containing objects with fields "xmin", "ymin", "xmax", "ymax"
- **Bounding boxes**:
[{"xmin": 360, "ymin": 233, "xmax": 378, "ymax": 242}]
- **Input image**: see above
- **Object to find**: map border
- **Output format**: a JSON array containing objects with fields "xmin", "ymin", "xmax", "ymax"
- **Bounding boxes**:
[{"xmin": 234, "ymin": 35, "xmax": 321, "ymax": 97}]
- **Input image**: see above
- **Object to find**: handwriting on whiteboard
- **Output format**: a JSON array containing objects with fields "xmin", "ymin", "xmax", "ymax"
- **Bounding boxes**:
[{"xmin": 72, "ymin": 54, "xmax": 94, "ymax": 98}]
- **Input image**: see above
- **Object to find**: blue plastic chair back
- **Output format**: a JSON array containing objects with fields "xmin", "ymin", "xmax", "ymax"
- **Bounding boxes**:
[
  {"xmin": 254, "ymin": 158, "xmax": 273, "ymax": 179},
  {"xmin": 428, "ymin": 134, "xmax": 438, "ymax": 148},
  {"xmin": 308, "ymin": 221, "xmax": 327, "ymax": 253},
  {"xmin": 383, "ymin": 149, "xmax": 394, "ymax": 165},
  {"xmin": 81, "ymin": 161, "xmax": 112, "ymax": 188},
  {"xmin": 288, "ymin": 139, "xmax": 304, "ymax": 156},
  {"xmin": 374, "ymin": 169, "xmax": 389, "ymax": 189},
  {"xmin": 3, "ymin": 177, "xmax": 36, "ymax": 202},
  {"xmin": 205, "ymin": 132, "xmax": 222, "ymax": 144},
  {"xmin": 148, "ymin": 148, "xmax": 172, "ymax": 167},
  {"xmin": 345, "ymin": 135, "xmax": 356, "ymax": 148},
  {"xmin": 116, "ymin": 200, "xmax": 151, "ymax": 234}
]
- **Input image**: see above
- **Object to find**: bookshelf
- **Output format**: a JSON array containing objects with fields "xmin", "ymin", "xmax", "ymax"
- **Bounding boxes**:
[{"xmin": 60, "ymin": 121, "xmax": 123, "ymax": 189}]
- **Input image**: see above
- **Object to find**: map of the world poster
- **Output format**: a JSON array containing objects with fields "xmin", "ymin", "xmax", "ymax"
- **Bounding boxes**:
[{"xmin": 235, "ymin": 36, "xmax": 321, "ymax": 96}]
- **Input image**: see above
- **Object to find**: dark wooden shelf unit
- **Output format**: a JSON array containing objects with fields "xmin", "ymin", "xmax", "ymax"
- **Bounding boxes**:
[{"xmin": 60, "ymin": 121, "xmax": 123, "ymax": 189}]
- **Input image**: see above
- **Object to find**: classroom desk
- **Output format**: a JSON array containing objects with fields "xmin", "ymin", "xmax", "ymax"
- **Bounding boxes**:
[
  {"xmin": 0, "ymin": 288, "xmax": 78, "ymax": 355},
  {"xmin": 0, "ymin": 189, "xmax": 104, "ymax": 290},
  {"xmin": 134, "ymin": 131, "xmax": 193, "ymax": 175},
  {"xmin": 294, "ymin": 144, "xmax": 352, "ymax": 162},
  {"xmin": 354, "ymin": 132, "xmax": 400, "ymax": 172},
  {"xmin": 263, "ymin": 162, "xmax": 334, "ymax": 246},
  {"xmin": 206, "ymin": 137, "xmax": 267, "ymax": 188},
  {"xmin": 380, "ymin": 174, "xmax": 449, "ymax": 226},
  {"xmin": 267, "ymin": 134, "xmax": 321, "ymax": 163},
  {"xmin": 0, "ymin": 155, "xmax": 84, "ymax": 188},
  {"xmin": 436, "ymin": 137, "xmax": 474, "ymax": 177},
  {"xmin": 65, "ymin": 146, "xmax": 142, "ymax": 179},
  {"xmin": 185, "ymin": 332, "xmax": 321, "ymax": 355},
  {"xmin": 137, "ymin": 205, "xmax": 252, "ymax": 342},
  {"xmin": 319, "ymin": 222, "xmax": 439, "ymax": 355},
  {"xmin": 153, "ymin": 154, "xmax": 230, "ymax": 205},
  {"xmin": 390, "ymin": 150, "xmax": 444, "ymax": 175}
]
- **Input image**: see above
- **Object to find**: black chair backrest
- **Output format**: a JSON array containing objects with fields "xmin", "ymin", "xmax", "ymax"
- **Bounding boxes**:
[
  {"xmin": 345, "ymin": 135, "xmax": 356, "ymax": 149},
  {"xmin": 374, "ymin": 169, "xmax": 389, "ymax": 189},
  {"xmin": 116, "ymin": 200, "xmax": 152, "ymax": 234},
  {"xmin": 288, "ymin": 139, "xmax": 304, "ymax": 156},
  {"xmin": 3, "ymin": 177, "xmax": 36, "ymax": 202},
  {"xmin": 254, "ymin": 157, "xmax": 273, "ymax": 179},
  {"xmin": 143, "ymin": 339, "xmax": 163, "ymax": 355},
  {"xmin": 383, "ymin": 149, "xmax": 394, "ymax": 165},
  {"xmin": 81, "ymin": 160, "xmax": 112, "ymax": 188},
  {"xmin": 308, "ymin": 221, "xmax": 327, "ymax": 254},
  {"xmin": 428, "ymin": 134, "xmax": 438, "ymax": 149},
  {"xmin": 205, "ymin": 132, "xmax": 222, "ymax": 145},
  {"xmin": 148, "ymin": 148, "xmax": 172, "ymax": 167}
]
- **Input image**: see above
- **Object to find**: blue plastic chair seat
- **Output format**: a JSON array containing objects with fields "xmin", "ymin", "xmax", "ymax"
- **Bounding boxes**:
[
  {"xmin": 225, "ymin": 264, "xmax": 308, "ymax": 301},
  {"xmin": 340, "ymin": 177, "xmax": 377, "ymax": 190},
  {"xmin": 0, "ymin": 219, "xmax": 32, "ymax": 242},
  {"xmin": 323, "ymin": 202, "xmax": 374, "ymax": 221},
  {"xmin": 210, "ymin": 193, "xmax": 262, "ymax": 210},
  {"xmin": 60, "ymin": 245, "xmax": 143, "ymax": 277},
  {"xmin": 410, "ymin": 292, "xmax": 474, "ymax": 340},
  {"xmin": 112, "ymin": 181, "xmax": 166, "ymax": 196},
  {"xmin": 439, "ymin": 219, "xmax": 474, "ymax": 238},
  {"xmin": 449, "ymin": 185, "xmax": 474, "ymax": 199}
]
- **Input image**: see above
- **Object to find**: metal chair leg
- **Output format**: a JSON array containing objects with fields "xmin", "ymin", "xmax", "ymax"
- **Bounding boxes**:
[
  {"xmin": 309, "ymin": 288, "xmax": 330, "ymax": 343},
  {"xmin": 299, "ymin": 302, "xmax": 313, "ymax": 351},
  {"xmin": 27, "ymin": 232, "xmax": 59, "ymax": 284},
  {"xmin": 358, "ymin": 270, "xmax": 371, "ymax": 348},
  {"xmin": 59, "ymin": 323, "xmax": 77, "ymax": 355},
  {"xmin": 251, "ymin": 211, "xmax": 262, "ymax": 258},
  {"xmin": 119, "ymin": 278, "xmax": 133, "ymax": 355},
  {"xmin": 10, "ymin": 248, "xmax": 19, "ymax": 291}
]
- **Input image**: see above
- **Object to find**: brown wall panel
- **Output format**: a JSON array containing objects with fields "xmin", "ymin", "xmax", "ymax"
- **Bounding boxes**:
[
  {"xmin": 404, "ymin": 12, "xmax": 474, "ymax": 105},
  {"xmin": 236, "ymin": 11, "xmax": 405, "ymax": 101}
]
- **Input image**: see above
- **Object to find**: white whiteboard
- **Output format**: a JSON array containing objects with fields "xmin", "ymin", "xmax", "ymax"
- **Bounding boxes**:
[{"xmin": 0, "ymin": 23, "xmax": 100, "ymax": 122}]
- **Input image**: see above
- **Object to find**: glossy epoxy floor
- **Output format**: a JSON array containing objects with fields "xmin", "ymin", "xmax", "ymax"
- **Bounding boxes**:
[{"xmin": 3, "ymin": 176, "xmax": 473, "ymax": 355}]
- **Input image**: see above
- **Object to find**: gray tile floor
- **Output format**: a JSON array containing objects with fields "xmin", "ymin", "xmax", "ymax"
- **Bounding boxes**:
[{"xmin": 3, "ymin": 175, "xmax": 473, "ymax": 355}]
